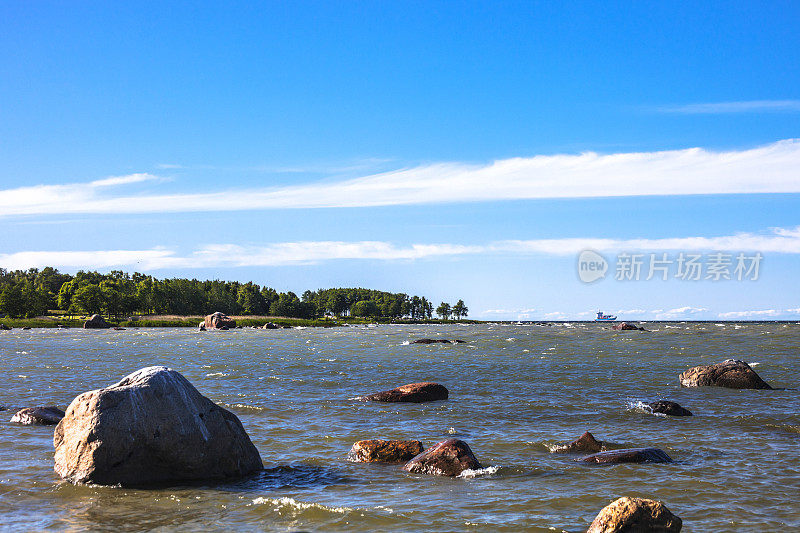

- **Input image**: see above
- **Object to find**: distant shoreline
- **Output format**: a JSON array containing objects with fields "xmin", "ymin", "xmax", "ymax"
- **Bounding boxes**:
[{"xmin": 0, "ymin": 315, "xmax": 796, "ymax": 329}]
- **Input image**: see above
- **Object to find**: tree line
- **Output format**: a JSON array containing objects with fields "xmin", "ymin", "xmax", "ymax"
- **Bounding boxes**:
[{"xmin": 0, "ymin": 267, "xmax": 468, "ymax": 321}]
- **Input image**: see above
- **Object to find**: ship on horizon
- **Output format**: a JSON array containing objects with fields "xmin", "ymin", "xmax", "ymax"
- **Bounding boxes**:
[{"xmin": 595, "ymin": 311, "xmax": 617, "ymax": 322}]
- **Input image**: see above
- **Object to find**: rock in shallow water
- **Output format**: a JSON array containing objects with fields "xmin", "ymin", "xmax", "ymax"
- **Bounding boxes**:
[
  {"xmin": 347, "ymin": 439, "xmax": 424, "ymax": 463},
  {"xmin": 53, "ymin": 366, "xmax": 262, "ymax": 486},
  {"xmin": 411, "ymin": 338, "xmax": 465, "ymax": 344},
  {"xmin": 649, "ymin": 400, "xmax": 692, "ymax": 416},
  {"xmin": 11, "ymin": 406, "xmax": 65, "ymax": 425},
  {"xmin": 83, "ymin": 314, "xmax": 111, "ymax": 329},
  {"xmin": 361, "ymin": 382, "xmax": 448, "ymax": 403},
  {"xmin": 611, "ymin": 322, "xmax": 646, "ymax": 331},
  {"xmin": 553, "ymin": 431, "xmax": 605, "ymax": 453},
  {"xmin": 679, "ymin": 359, "xmax": 772, "ymax": 389},
  {"xmin": 204, "ymin": 311, "xmax": 236, "ymax": 330},
  {"xmin": 587, "ymin": 496, "xmax": 682, "ymax": 532},
  {"xmin": 402, "ymin": 438, "xmax": 481, "ymax": 476},
  {"xmin": 580, "ymin": 448, "xmax": 672, "ymax": 464}
]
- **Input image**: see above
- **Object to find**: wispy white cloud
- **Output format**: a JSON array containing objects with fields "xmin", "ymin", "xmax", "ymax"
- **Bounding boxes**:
[
  {"xmin": 659, "ymin": 100, "xmax": 800, "ymax": 114},
  {"xmin": 2, "ymin": 225, "xmax": 800, "ymax": 271},
  {"xmin": 655, "ymin": 306, "xmax": 709, "ymax": 320},
  {"xmin": 717, "ymin": 309, "xmax": 781, "ymax": 318},
  {"xmin": 3, "ymin": 140, "xmax": 800, "ymax": 217}
]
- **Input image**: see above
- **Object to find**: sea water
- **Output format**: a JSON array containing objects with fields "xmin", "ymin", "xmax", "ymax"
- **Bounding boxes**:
[{"xmin": 1, "ymin": 323, "xmax": 798, "ymax": 532}]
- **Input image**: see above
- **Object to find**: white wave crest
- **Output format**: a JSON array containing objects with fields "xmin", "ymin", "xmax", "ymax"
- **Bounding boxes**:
[
  {"xmin": 251, "ymin": 496, "xmax": 351, "ymax": 514},
  {"xmin": 457, "ymin": 465, "xmax": 500, "ymax": 478}
]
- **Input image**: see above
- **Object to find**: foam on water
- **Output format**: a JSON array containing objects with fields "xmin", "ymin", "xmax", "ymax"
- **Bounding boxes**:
[{"xmin": 457, "ymin": 465, "xmax": 501, "ymax": 478}]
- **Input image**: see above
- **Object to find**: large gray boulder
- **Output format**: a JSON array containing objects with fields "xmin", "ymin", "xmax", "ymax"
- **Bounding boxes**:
[
  {"xmin": 679, "ymin": 359, "xmax": 772, "ymax": 389},
  {"xmin": 204, "ymin": 312, "xmax": 236, "ymax": 330},
  {"xmin": 587, "ymin": 496, "xmax": 682, "ymax": 532},
  {"xmin": 53, "ymin": 366, "xmax": 263, "ymax": 486},
  {"xmin": 83, "ymin": 314, "xmax": 111, "ymax": 329}
]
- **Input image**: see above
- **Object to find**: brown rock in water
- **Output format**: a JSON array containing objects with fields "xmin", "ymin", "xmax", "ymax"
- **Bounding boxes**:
[
  {"xmin": 411, "ymin": 338, "xmax": 464, "ymax": 344},
  {"xmin": 83, "ymin": 314, "xmax": 111, "ymax": 329},
  {"xmin": 347, "ymin": 439, "xmax": 424, "ymax": 463},
  {"xmin": 203, "ymin": 311, "xmax": 236, "ymax": 330},
  {"xmin": 362, "ymin": 382, "xmax": 448, "ymax": 403},
  {"xmin": 402, "ymin": 438, "xmax": 481, "ymax": 476},
  {"xmin": 554, "ymin": 431, "xmax": 605, "ymax": 453},
  {"xmin": 198, "ymin": 322, "xmax": 206, "ymax": 331},
  {"xmin": 10, "ymin": 406, "xmax": 65, "ymax": 425},
  {"xmin": 587, "ymin": 496, "xmax": 682, "ymax": 532},
  {"xmin": 262, "ymin": 322, "xmax": 279, "ymax": 329},
  {"xmin": 580, "ymin": 448, "xmax": 672, "ymax": 464},
  {"xmin": 0, "ymin": 324, "xmax": 12, "ymax": 330},
  {"xmin": 649, "ymin": 400, "xmax": 692, "ymax": 416},
  {"xmin": 611, "ymin": 322, "xmax": 646, "ymax": 331},
  {"xmin": 53, "ymin": 366, "xmax": 262, "ymax": 486},
  {"xmin": 679, "ymin": 359, "xmax": 772, "ymax": 389}
]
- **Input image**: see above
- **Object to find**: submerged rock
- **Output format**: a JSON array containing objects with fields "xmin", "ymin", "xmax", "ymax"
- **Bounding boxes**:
[
  {"xmin": 402, "ymin": 438, "xmax": 481, "ymax": 476},
  {"xmin": 347, "ymin": 439, "xmax": 424, "ymax": 463},
  {"xmin": 361, "ymin": 382, "xmax": 449, "ymax": 403},
  {"xmin": 649, "ymin": 400, "xmax": 692, "ymax": 416},
  {"xmin": 22, "ymin": 326, "xmax": 31, "ymax": 330},
  {"xmin": 611, "ymin": 322, "xmax": 646, "ymax": 331},
  {"xmin": 580, "ymin": 448, "xmax": 673, "ymax": 464},
  {"xmin": 83, "ymin": 314, "xmax": 111, "ymax": 329},
  {"xmin": 553, "ymin": 431, "xmax": 605, "ymax": 453},
  {"xmin": 10, "ymin": 406, "xmax": 65, "ymax": 425},
  {"xmin": 262, "ymin": 322, "xmax": 279, "ymax": 329},
  {"xmin": 53, "ymin": 366, "xmax": 263, "ymax": 486},
  {"xmin": 112, "ymin": 327, "xmax": 126, "ymax": 331},
  {"xmin": 679, "ymin": 359, "xmax": 772, "ymax": 389},
  {"xmin": 198, "ymin": 322, "xmax": 206, "ymax": 331},
  {"xmin": 0, "ymin": 324, "xmax": 11, "ymax": 330},
  {"xmin": 204, "ymin": 311, "xmax": 236, "ymax": 330},
  {"xmin": 411, "ymin": 338, "xmax": 465, "ymax": 344},
  {"xmin": 587, "ymin": 496, "xmax": 682, "ymax": 533}
]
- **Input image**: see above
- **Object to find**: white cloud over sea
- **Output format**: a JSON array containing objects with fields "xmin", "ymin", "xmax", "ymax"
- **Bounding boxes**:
[
  {"xmin": 2, "ymin": 140, "xmax": 800, "ymax": 216},
  {"xmin": 2, "ymin": 225, "xmax": 800, "ymax": 271},
  {"xmin": 658, "ymin": 100, "xmax": 800, "ymax": 114}
]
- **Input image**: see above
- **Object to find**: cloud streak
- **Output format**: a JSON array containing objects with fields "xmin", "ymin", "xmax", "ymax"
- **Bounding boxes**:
[
  {"xmin": 2, "ymin": 140, "xmax": 800, "ymax": 217},
  {"xmin": 2, "ymin": 226, "xmax": 800, "ymax": 271},
  {"xmin": 659, "ymin": 100, "xmax": 800, "ymax": 114}
]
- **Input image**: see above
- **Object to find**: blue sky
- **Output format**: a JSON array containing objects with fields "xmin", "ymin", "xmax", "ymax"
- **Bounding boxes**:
[{"xmin": 2, "ymin": 1, "xmax": 799, "ymax": 320}]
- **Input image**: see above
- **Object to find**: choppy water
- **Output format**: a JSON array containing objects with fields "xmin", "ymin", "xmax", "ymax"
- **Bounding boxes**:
[{"xmin": 1, "ymin": 323, "xmax": 798, "ymax": 532}]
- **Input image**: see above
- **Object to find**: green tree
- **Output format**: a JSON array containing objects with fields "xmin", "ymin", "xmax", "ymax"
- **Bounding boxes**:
[
  {"xmin": 72, "ymin": 284, "xmax": 105, "ymax": 315},
  {"xmin": 0, "ymin": 283, "xmax": 25, "ymax": 318},
  {"xmin": 350, "ymin": 299, "xmax": 379, "ymax": 317},
  {"xmin": 452, "ymin": 299, "xmax": 468, "ymax": 320},
  {"xmin": 436, "ymin": 302, "xmax": 451, "ymax": 320}
]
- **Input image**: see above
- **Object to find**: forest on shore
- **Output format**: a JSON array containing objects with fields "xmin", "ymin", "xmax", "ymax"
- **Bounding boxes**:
[{"xmin": 0, "ymin": 267, "xmax": 468, "ymax": 321}]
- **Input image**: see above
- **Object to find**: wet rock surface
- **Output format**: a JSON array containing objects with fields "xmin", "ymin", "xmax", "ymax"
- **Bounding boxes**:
[
  {"xmin": 411, "ymin": 338, "xmax": 465, "ymax": 344},
  {"xmin": 579, "ymin": 447, "xmax": 673, "ymax": 464},
  {"xmin": 361, "ymin": 382, "xmax": 449, "ymax": 403},
  {"xmin": 204, "ymin": 311, "xmax": 237, "ymax": 330},
  {"xmin": 648, "ymin": 400, "xmax": 692, "ymax": 416},
  {"xmin": 347, "ymin": 439, "xmax": 424, "ymax": 463},
  {"xmin": 587, "ymin": 496, "xmax": 682, "ymax": 532},
  {"xmin": 10, "ymin": 406, "xmax": 65, "ymax": 425},
  {"xmin": 83, "ymin": 314, "xmax": 111, "ymax": 329},
  {"xmin": 611, "ymin": 322, "xmax": 646, "ymax": 331},
  {"xmin": 53, "ymin": 366, "xmax": 263, "ymax": 486},
  {"xmin": 553, "ymin": 431, "xmax": 605, "ymax": 453},
  {"xmin": 402, "ymin": 438, "xmax": 481, "ymax": 476},
  {"xmin": 679, "ymin": 359, "xmax": 772, "ymax": 389}
]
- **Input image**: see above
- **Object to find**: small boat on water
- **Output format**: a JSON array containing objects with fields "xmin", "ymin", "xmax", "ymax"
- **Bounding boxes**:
[{"xmin": 595, "ymin": 311, "xmax": 617, "ymax": 322}]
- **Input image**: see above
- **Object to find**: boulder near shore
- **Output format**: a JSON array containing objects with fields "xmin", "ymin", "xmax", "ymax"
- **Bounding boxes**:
[
  {"xmin": 611, "ymin": 322, "xmax": 646, "ymax": 331},
  {"xmin": 580, "ymin": 448, "xmax": 673, "ymax": 464},
  {"xmin": 347, "ymin": 439, "xmax": 424, "ymax": 463},
  {"xmin": 10, "ymin": 406, "xmax": 65, "ymax": 425},
  {"xmin": 679, "ymin": 359, "xmax": 772, "ymax": 389},
  {"xmin": 83, "ymin": 314, "xmax": 111, "ymax": 329},
  {"xmin": 648, "ymin": 400, "xmax": 692, "ymax": 416},
  {"xmin": 53, "ymin": 366, "xmax": 262, "ymax": 486},
  {"xmin": 402, "ymin": 438, "xmax": 481, "ymax": 476},
  {"xmin": 552, "ymin": 431, "xmax": 605, "ymax": 453},
  {"xmin": 587, "ymin": 496, "xmax": 682, "ymax": 533},
  {"xmin": 204, "ymin": 311, "xmax": 236, "ymax": 330},
  {"xmin": 361, "ymin": 382, "xmax": 449, "ymax": 403}
]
